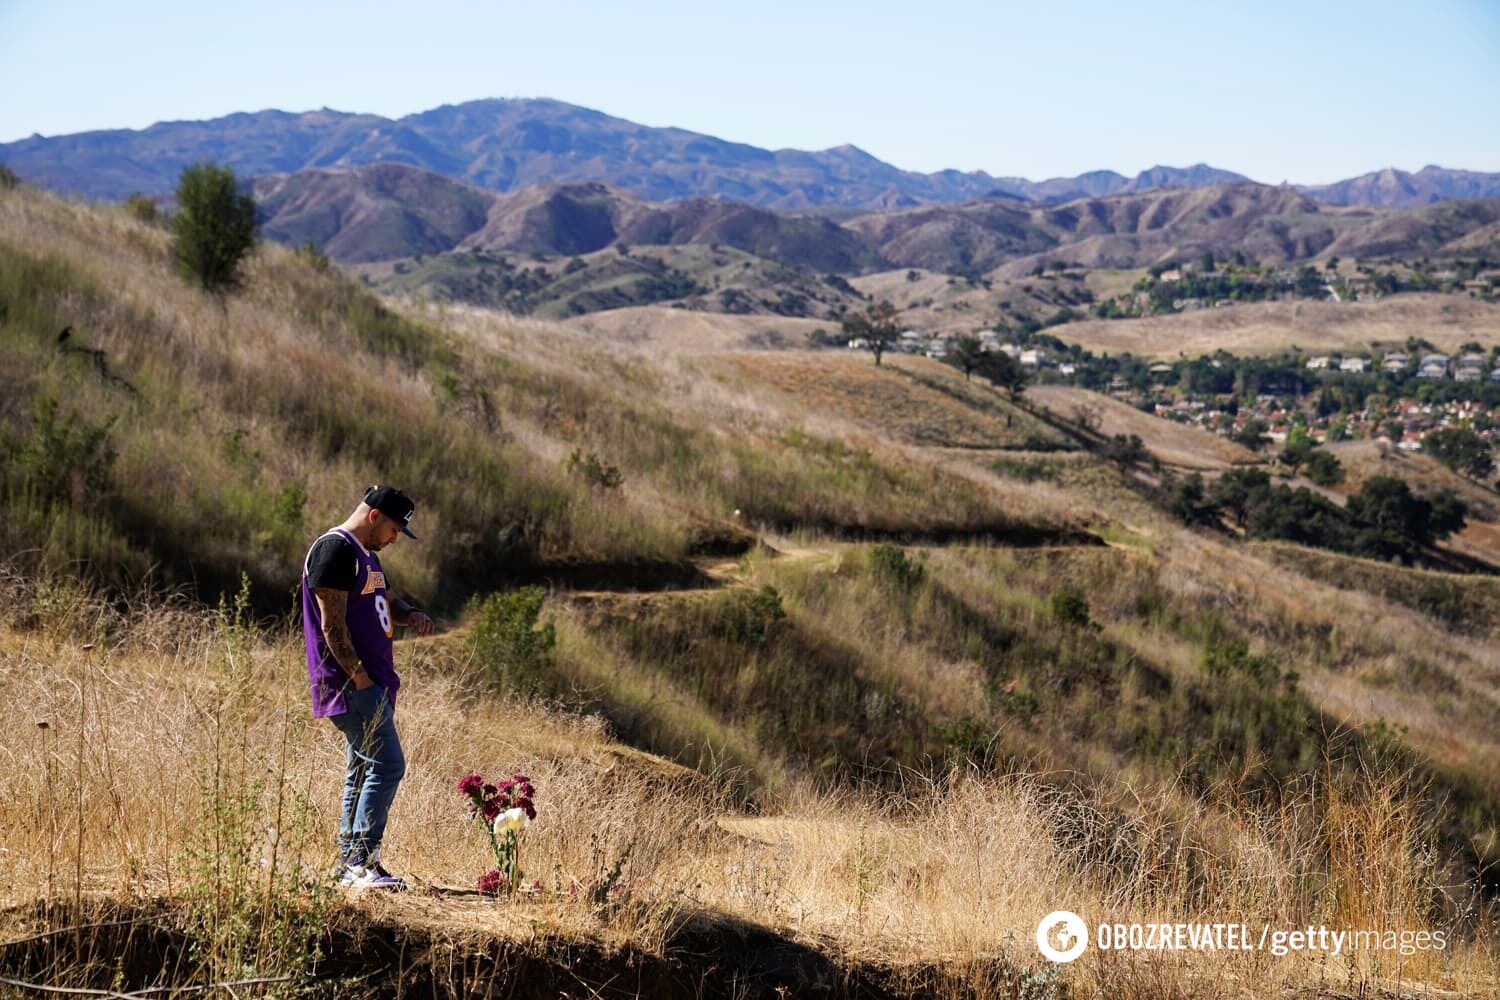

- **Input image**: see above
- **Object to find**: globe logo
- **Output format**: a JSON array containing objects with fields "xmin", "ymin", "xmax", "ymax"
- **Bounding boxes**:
[{"xmin": 1036, "ymin": 910, "xmax": 1089, "ymax": 962}]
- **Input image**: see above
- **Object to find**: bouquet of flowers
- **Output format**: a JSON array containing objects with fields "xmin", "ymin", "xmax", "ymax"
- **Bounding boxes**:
[{"xmin": 457, "ymin": 772, "xmax": 536, "ymax": 895}]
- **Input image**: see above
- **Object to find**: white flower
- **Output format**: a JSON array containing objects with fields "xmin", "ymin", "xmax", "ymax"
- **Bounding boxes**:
[{"xmin": 493, "ymin": 807, "xmax": 529, "ymax": 836}]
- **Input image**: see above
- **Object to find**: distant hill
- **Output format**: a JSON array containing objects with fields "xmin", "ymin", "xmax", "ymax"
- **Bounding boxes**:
[
  {"xmin": 252, "ymin": 163, "xmax": 493, "ymax": 263},
  {"xmin": 7, "ymin": 97, "xmax": 1496, "ymax": 212},
  {"xmin": 253, "ymin": 166, "xmax": 880, "ymax": 272},
  {"xmin": 1301, "ymin": 166, "xmax": 1500, "ymax": 208},
  {"xmin": 247, "ymin": 163, "xmax": 1500, "ymax": 304},
  {"xmin": 848, "ymin": 184, "xmax": 1500, "ymax": 276}
]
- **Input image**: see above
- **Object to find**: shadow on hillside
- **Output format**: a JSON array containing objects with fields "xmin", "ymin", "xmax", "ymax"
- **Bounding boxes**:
[
  {"xmin": 0, "ymin": 897, "xmax": 1035, "ymax": 1000},
  {"xmin": 753, "ymin": 519, "xmax": 1105, "ymax": 549}
]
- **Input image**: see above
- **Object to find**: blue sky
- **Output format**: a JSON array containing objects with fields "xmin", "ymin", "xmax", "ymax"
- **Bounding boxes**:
[{"xmin": 2, "ymin": 0, "xmax": 1496, "ymax": 183}]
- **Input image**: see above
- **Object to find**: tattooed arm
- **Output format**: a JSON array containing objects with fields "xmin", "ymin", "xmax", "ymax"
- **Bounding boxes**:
[{"xmin": 314, "ymin": 587, "xmax": 373, "ymax": 690}]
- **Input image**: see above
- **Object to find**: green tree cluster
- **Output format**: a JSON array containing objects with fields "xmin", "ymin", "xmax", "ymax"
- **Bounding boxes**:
[{"xmin": 1184, "ymin": 470, "xmax": 1465, "ymax": 563}]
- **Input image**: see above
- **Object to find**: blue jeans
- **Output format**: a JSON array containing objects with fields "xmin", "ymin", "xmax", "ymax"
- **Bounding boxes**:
[{"xmin": 328, "ymin": 684, "xmax": 405, "ymax": 861}]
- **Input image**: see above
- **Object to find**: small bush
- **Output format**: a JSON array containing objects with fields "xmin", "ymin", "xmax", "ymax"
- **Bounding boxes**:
[
  {"xmin": 6, "ymin": 396, "xmax": 116, "ymax": 508},
  {"xmin": 1202, "ymin": 635, "xmax": 1274, "ymax": 681},
  {"xmin": 468, "ymin": 586, "xmax": 556, "ymax": 694},
  {"xmin": 180, "ymin": 576, "xmax": 331, "ymax": 988},
  {"xmin": 937, "ymin": 714, "xmax": 997, "ymax": 766},
  {"xmin": 1101, "ymin": 433, "xmax": 1147, "ymax": 469},
  {"xmin": 717, "ymin": 585, "xmax": 788, "ymax": 646},
  {"xmin": 269, "ymin": 482, "xmax": 307, "ymax": 549},
  {"xmin": 1047, "ymin": 586, "xmax": 1091, "ymax": 627},
  {"xmin": 869, "ymin": 543, "xmax": 924, "ymax": 589},
  {"xmin": 565, "ymin": 448, "xmax": 623, "ymax": 490},
  {"xmin": 123, "ymin": 193, "xmax": 160, "ymax": 225},
  {"xmin": 1305, "ymin": 450, "xmax": 1345, "ymax": 486},
  {"xmin": 991, "ymin": 456, "xmax": 1061, "ymax": 482},
  {"xmin": 0, "ymin": 163, "xmax": 19, "ymax": 190},
  {"xmin": 294, "ymin": 240, "xmax": 330, "ymax": 273}
]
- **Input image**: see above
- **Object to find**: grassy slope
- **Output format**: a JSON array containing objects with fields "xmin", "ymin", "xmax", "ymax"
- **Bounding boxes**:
[
  {"xmin": 2, "ymin": 185, "xmax": 1499, "ymax": 996},
  {"xmin": 356, "ymin": 242, "xmax": 867, "ymax": 323},
  {"xmin": 0, "ymin": 186, "xmax": 1058, "ymax": 613},
  {"xmin": 8, "ymin": 587, "xmax": 1488, "ymax": 1000},
  {"xmin": 1049, "ymin": 293, "xmax": 1500, "ymax": 358}
]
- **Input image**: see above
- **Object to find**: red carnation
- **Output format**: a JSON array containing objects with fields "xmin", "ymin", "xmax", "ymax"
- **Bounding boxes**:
[{"xmin": 477, "ymin": 868, "xmax": 507, "ymax": 895}]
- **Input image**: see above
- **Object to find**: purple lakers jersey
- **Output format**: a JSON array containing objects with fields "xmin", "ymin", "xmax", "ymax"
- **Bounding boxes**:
[{"xmin": 301, "ymin": 528, "xmax": 401, "ymax": 717}]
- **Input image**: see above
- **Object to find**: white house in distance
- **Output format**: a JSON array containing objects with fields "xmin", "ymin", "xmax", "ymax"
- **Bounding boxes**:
[
  {"xmin": 1339, "ymin": 357, "xmax": 1370, "ymax": 374},
  {"xmin": 1418, "ymin": 354, "xmax": 1451, "ymax": 379},
  {"xmin": 1306, "ymin": 355, "xmax": 1332, "ymax": 370}
]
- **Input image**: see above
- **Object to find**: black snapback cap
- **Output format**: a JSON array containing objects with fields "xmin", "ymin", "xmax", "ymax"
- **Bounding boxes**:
[{"xmin": 364, "ymin": 484, "xmax": 418, "ymax": 539}]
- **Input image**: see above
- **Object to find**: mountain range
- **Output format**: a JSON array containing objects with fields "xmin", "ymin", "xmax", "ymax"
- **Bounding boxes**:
[
  {"xmin": 246, "ymin": 162, "xmax": 1500, "ymax": 278},
  {"xmin": 4, "ymin": 98, "xmax": 1498, "ymax": 211}
]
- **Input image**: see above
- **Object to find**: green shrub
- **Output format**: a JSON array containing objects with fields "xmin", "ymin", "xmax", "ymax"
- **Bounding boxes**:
[
  {"xmin": 717, "ymin": 585, "xmax": 788, "ymax": 646},
  {"xmin": 468, "ymin": 586, "xmax": 556, "ymax": 694},
  {"xmin": 937, "ymin": 714, "xmax": 997, "ymax": 766},
  {"xmin": 123, "ymin": 193, "xmax": 160, "ymax": 226},
  {"xmin": 1047, "ymin": 586, "xmax": 1091, "ymax": 627},
  {"xmin": 180, "ymin": 577, "xmax": 331, "ymax": 988},
  {"xmin": 6, "ymin": 396, "xmax": 116, "ymax": 507},
  {"xmin": 991, "ymin": 456, "xmax": 1061, "ymax": 482},
  {"xmin": 294, "ymin": 240, "xmax": 330, "ymax": 273},
  {"xmin": 1101, "ymin": 433, "xmax": 1147, "ymax": 469},
  {"xmin": 1201, "ymin": 635, "xmax": 1274, "ymax": 681},
  {"xmin": 0, "ymin": 164, "xmax": 19, "ymax": 191},
  {"xmin": 269, "ymin": 482, "xmax": 307, "ymax": 549},
  {"xmin": 565, "ymin": 447, "xmax": 623, "ymax": 490},
  {"xmin": 869, "ymin": 543, "xmax": 924, "ymax": 589},
  {"xmin": 171, "ymin": 161, "xmax": 257, "ymax": 292},
  {"xmin": 1305, "ymin": 450, "xmax": 1345, "ymax": 486}
]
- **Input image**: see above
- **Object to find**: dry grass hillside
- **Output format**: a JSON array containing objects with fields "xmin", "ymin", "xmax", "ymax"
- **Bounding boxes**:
[
  {"xmin": 1027, "ymin": 385, "xmax": 1257, "ymax": 469},
  {"xmin": 1, "ymin": 183, "xmax": 1498, "ymax": 998},
  {"xmin": 555, "ymin": 303, "xmax": 826, "ymax": 352},
  {"xmin": 1049, "ymin": 294, "xmax": 1500, "ymax": 358}
]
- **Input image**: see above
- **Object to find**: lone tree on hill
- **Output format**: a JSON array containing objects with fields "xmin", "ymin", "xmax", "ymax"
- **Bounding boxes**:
[
  {"xmin": 946, "ymin": 334, "xmax": 985, "ymax": 381},
  {"xmin": 172, "ymin": 162, "xmax": 257, "ymax": 293},
  {"xmin": 841, "ymin": 300, "xmax": 901, "ymax": 366},
  {"xmin": 1279, "ymin": 431, "xmax": 1314, "ymax": 476},
  {"xmin": 976, "ymin": 350, "xmax": 1028, "ymax": 401}
]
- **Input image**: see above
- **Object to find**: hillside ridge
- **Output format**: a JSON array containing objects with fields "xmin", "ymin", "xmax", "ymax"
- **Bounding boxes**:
[{"xmin": 6, "ymin": 97, "xmax": 1499, "ymax": 209}]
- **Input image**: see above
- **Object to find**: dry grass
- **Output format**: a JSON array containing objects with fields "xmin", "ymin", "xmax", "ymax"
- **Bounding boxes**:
[
  {"xmin": 1051, "ymin": 294, "xmax": 1500, "ymax": 358},
  {"xmin": 0, "ymin": 575, "xmax": 1493, "ymax": 997},
  {"xmin": 1027, "ymin": 385, "xmax": 1258, "ymax": 469},
  {"xmin": 5, "ymin": 184, "xmax": 1500, "ymax": 997},
  {"xmin": 726, "ymin": 352, "xmax": 1041, "ymax": 449},
  {"xmin": 558, "ymin": 304, "xmax": 826, "ymax": 353}
]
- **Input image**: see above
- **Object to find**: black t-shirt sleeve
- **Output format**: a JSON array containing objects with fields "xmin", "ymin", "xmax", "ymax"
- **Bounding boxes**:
[{"xmin": 305, "ymin": 535, "xmax": 359, "ymax": 591}]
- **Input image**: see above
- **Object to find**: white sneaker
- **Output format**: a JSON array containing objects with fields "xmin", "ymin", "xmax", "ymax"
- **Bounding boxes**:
[{"xmin": 338, "ymin": 848, "xmax": 406, "ymax": 890}]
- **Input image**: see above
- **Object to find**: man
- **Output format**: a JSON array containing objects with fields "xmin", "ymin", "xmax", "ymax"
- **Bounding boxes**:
[{"xmin": 301, "ymin": 484, "xmax": 434, "ymax": 889}]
